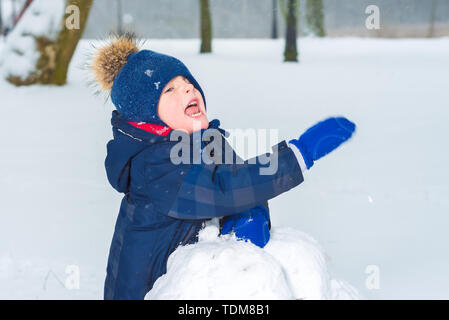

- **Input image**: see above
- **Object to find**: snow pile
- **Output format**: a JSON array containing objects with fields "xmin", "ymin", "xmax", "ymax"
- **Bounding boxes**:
[
  {"xmin": 0, "ymin": 0, "xmax": 65, "ymax": 80},
  {"xmin": 146, "ymin": 219, "xmax": 360, "ymax": 300}
]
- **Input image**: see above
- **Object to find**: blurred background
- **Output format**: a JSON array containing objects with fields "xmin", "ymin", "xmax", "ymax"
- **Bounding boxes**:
[
  {"xmin": 0, "ymin": 0, "xmax": 448, "ymax": 300},
  {"xmin": 83, "ymin": 0, "xmax": 449, "ymax": 38},
  {"xmin": 2, "ymin": 0, "xmax": 449, "ymax": 39}
]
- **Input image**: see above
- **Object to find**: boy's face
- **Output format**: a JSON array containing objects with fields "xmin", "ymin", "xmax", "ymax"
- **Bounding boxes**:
[{"xmin": 157, "ymin": 75, "xmax": 208, "ymax": 134}]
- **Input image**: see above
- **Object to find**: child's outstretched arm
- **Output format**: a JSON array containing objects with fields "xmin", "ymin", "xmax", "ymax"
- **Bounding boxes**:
[
  {"xmin": 165, "ymin": 140, "xmax": 303, "ymax": 219},
  {"xmin": 150, "ymin": 116, "xmax": 355, "ymax": 220},
  {"xmin": 218, "ymin": 116, "xmax": 356, "ymax": 248}
]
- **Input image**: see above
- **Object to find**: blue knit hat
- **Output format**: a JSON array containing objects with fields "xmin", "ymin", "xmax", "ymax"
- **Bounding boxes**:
[
  {"xmin": 111, "ymin": 50, "xmax": 207, "ymax": 127},
  {"xmin": 91, "ymin": 36, "xmax": 207, "ymax": 127}
]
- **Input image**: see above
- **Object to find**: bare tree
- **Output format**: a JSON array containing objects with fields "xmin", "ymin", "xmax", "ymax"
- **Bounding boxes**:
[
  {"xmin": 280, "ymin": 0, "xmax": 299, "ymax": 62},
  {"xmin": 200, "ymin": 0, "xmax": 212, "ymax": 53},
  {"xmin": 5, "ymin": 0, "xmax": 93, "ymax": 86},
  {"xmin": 306, "ymin": 0, "xmax": 325, "ymax": 37},
  {"xmin": 271, "ymin": 0, "xmax": 278, "ymax": 39}
]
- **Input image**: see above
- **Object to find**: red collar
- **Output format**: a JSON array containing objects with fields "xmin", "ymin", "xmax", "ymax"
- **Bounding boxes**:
[{"xmin": 128, "ymin": 121, "xmax": 172, "ymax": 137}]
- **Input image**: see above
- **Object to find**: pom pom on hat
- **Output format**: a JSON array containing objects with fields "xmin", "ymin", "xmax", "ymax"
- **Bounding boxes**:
[{"xmin": 90, "ymin": 33, "xmax": 140, "ymax": 92}]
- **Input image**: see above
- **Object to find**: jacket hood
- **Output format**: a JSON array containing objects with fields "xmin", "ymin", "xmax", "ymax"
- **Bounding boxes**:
[{"xmin": 105, "ymin": 110, "xmax": 227, "ymax": 194}]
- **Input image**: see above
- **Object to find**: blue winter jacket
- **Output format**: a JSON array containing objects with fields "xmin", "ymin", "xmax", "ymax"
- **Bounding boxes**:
[{"xmin": 103, "ymin": 110, "xmax": 304, "ymax": 299}]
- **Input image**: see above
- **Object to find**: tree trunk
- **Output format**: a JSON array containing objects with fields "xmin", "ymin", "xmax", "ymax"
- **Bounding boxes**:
[
  {"xmin": 0, "ymin": 0, "xmax": 3, "ymax": 36},
  {"xmin": 306, "ymin": 0, "xmax": 325, "ymax": 37},
  {"xmin": 42, "ymin": 0, "xmax": 93, "ymax": 85},
  {"xmin": 200, "ymin": 0, "xmax": 212, "ymax": 53},
  {"xmin": 271, "ymin": 0, "xmax": 278, "ymax": 39},
  {"xmin": 7, "ymin": 0, "xmax": 93, "ymax": 86},
  {"xmin": 280, "ymin": 0, "xmax": 298, "ymax": 62}
]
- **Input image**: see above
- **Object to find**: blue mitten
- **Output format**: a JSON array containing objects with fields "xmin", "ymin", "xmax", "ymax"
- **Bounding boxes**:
[
  {"xmin": 221, "ymin": 204, "xmax": 270, "ymax": 248},
  {"xmin": 289, "ymin": 117, "xmax": 356, "ymax": 170}
]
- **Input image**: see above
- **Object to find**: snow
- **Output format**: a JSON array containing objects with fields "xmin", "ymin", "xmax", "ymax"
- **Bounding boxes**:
[
  {"xmin": 0, "ymin": 252, "xmax": 101, "ymax": 299},
  {"xmin": 0, "ymin": 1, "xmax": 28, "ymax": 26},
  {"xmin": 13, "ymin": 0, "xmax": 65, "ymax": 39},
  {"xmin": 146, "ymin": 220, "xmax": 359, "ymax": 299},
  {"xmin": 0, "ymin": 37, "xmax": 449, "ymax": 299},
  {"xmin": 0, "ymin": 0, "xmax": 65, "ymax": 80}
]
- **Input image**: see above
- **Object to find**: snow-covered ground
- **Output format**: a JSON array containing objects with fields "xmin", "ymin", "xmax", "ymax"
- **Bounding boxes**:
[{"xmin": 1, "ymin": 37, "xmax": 448, "ymax": 299}]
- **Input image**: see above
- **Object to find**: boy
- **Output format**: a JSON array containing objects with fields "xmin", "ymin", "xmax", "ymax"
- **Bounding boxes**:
[{"xmin": 91, "ymin": 36, "xmax": 355, "ymax": 300}]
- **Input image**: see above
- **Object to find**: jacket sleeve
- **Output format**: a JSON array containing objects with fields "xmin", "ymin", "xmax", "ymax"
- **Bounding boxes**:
[{"xmin": 165, "ymin": 140, "xmax": 304, "ymax": 220}]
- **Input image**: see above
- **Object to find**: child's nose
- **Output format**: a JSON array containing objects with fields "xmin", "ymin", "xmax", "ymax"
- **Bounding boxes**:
[{"xmin": 184, "ymin": 82, "xmax": 194, "ymax": 93}]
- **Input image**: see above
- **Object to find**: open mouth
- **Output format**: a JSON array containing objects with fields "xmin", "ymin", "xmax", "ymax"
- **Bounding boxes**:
[{"xmin": 184, "ymin": 99, "xmax": 202, "ymax": 118}]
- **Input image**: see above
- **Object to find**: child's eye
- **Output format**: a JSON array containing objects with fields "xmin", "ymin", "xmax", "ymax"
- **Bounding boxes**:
[{"xmin": 165, "ymin": 87, "xmax": 173, "ymax": 93}]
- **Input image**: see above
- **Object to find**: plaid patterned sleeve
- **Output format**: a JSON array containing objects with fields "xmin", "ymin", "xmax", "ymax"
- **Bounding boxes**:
[{"xmin": 166, "ymin": 140, "xmax": 304, "ymax": 220}]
